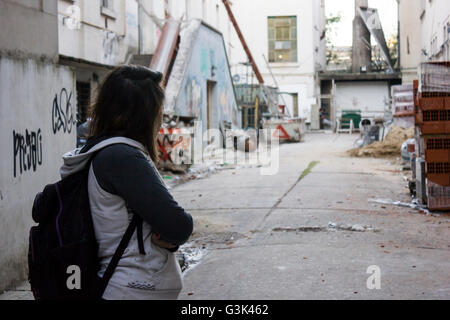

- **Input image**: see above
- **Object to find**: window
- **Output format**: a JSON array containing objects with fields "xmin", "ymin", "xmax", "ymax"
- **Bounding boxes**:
[
  {"xmin": 101, "ymin": 0, "xmax": 116, "ymax": 19},
  {"xmin": 268, "ymin": 16, "xmax": 297, "ymax": 63},
  {"xmin": 102, "ymin": 0, "xmax": 112, "ymax": 9},
  {"xmin": 76, "ymin": 81, "xmax": 91, "ymax": 125}
]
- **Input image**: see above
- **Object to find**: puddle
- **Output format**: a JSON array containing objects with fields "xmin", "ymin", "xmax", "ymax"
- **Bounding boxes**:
[{"xmin": 177, "ymin": 243, "xmax": 207, "ymax": 273}]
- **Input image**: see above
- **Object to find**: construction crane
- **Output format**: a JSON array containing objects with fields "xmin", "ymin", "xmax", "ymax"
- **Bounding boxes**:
[{"xmin": 221, "ymin": 0, "xmax": 282, "ymax": 117}]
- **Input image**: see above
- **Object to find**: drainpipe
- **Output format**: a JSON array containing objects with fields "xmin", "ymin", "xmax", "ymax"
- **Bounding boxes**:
[{"xmin": 138, "ymin": 0, "xmax": 142, "ymax": 54}]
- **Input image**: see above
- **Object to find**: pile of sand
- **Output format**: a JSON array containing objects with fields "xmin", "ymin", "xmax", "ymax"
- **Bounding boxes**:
[{"xmin": 348, "ymin": 126, "xmax": 415, "ymax": 158}]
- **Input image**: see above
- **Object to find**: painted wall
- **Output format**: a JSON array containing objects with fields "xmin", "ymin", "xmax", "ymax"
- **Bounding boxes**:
[
  {"xmin": 172, "ymin": 22, "xmax": 240, "ymax": 133},
  {"xmin": 334, "ymin": 81, "xmax": 389, "ymax": 120},
  {"xmin": 0, "ymin": 57, "xmax": 77, "ymax": 291}
]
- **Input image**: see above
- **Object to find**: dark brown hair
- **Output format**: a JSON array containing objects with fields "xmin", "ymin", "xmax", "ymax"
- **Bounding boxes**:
[{"xmin": 88, "ymin": 65, "xmax": 164, "ymax": 162}]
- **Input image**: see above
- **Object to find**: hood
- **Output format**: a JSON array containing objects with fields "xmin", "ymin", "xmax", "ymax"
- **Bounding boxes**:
[{"xmin": 60, "ymin": 136, "xmax": 147, "ymax": 179}]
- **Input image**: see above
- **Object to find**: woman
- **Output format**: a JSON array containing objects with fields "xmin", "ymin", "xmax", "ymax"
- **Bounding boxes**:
[{"xmin": 60, "ymin": 65, "xmax": 193, "ymax": 300}]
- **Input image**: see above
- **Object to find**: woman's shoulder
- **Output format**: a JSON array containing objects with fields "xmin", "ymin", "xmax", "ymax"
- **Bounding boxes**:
[
  {"xmin": 92, "ymin": 143, "xmax": 150, "ymax": 176},
  {"xmin": 91, "ymin": 143, "xmax": 156, "ymax": 193},
  {"xmin": 95, "ymin": 143, "xmax": 144, "ymax": 160}
]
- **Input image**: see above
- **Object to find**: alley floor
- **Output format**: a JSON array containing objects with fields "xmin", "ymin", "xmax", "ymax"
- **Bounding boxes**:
[
  {"xmin": 175, "ymin": 132, "xmax": 450, "ymax": 300},
  {"xmin": 1, "ymin": 133, "xmax": 449, "ymax": 300}
]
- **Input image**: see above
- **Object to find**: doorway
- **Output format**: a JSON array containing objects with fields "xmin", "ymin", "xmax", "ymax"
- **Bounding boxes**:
[{"xmin": 206, "ymin": 80, "xmax": 217, "ymax": 142}]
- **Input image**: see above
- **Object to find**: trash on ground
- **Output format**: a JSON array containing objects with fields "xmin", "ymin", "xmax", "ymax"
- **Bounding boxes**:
[
  {"xmin": 368, "ymin": 198, "xmax": 431, "ymax": 215},
  {"xmin": 272, "ymin": 223, "xmax": 378, "ymax": 233},
  {"xmin": 177, "ymin": 244, "xmax": 207, "ymax": 273}
]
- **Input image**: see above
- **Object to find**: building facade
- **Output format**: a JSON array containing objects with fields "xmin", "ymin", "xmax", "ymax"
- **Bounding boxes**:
[
  {"xmin": 419, "ymin": 0, "xmax": 450, "ymax": 62},
  {"xmin": 398, "ymin": 0, "xmax": 450, "ymax": 84},
  {"xmin": 227, "ymin": 0, "xmax": 327, "ymax": 122},
  {"xmin": 0, "ymin": 0, "xmax": 77, "ymax": 292},
  {"xmin": 56, "ymin": 0, "xmax": 238, "ymax": 126}
]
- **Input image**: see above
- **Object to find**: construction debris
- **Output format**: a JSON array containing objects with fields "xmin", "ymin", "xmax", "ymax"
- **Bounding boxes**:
[
  {"xmin": 348, "ymin": 126, "xmax": 415, "ymax": 158},
  {"xmin": 271, "ymin": 223, "xmax": 378, "ymax": 233},
  {"xmin": 368, "ymin": 198, "xmax": 431, "ymax": 215}
]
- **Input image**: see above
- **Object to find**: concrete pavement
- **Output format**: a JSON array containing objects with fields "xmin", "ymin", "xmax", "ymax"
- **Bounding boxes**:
[
  {"xmin": 175, "ymin": 133, "xmax": 450, "ymax": 300},
  {"xmin": 2, "ymin": 133, "xmax": 449, "ymax": 300}
]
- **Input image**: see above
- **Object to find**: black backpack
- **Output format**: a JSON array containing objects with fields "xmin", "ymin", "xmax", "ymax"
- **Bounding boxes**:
[{"xmin": 28, "ymin": 142, "xmax": 142, "ymax": 300}]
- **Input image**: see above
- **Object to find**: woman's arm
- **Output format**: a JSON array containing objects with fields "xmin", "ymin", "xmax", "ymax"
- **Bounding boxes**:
[{"xmin": 92, "ymin": 144, "xmax": 193, "ymax": 245}]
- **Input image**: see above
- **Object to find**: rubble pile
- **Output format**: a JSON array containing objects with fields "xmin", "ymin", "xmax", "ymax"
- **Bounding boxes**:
[{"xmin": 348, "ymin": 126, "xmax": 415, "ymax": 158}]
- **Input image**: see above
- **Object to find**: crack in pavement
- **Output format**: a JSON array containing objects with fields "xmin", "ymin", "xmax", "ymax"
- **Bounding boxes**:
[{"xmin": 257, "ymin": 161, "xmax": 320, "ymax": 228}]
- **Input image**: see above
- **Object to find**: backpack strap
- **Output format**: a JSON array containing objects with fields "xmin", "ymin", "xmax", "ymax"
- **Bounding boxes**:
[
  {"xmin": 98, "ymin": 214, "xmax": 139, "ymax": 297},
  {"xmin": 136, "ymin": 216, "xmax": 146, "ymax": 255}
]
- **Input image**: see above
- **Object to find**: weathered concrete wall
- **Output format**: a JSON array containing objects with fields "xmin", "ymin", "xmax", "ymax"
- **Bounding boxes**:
[
  {"xmin": 0, "ymin": 56, "xmax": 77, "ymax": 292},
  {"xmin": 172, "ymin": 22, "xmax": 240, "ymax": 133},
  {"xmin": 0, "ymin": 0, "xmax": 58, "ymax": 61},
  {"xmin": 58, "ymin": 0, "xmax": 138, "ymax": 66}
]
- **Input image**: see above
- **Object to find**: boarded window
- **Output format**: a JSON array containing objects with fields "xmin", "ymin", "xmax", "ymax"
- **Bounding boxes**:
[{"xmin": 268, "ymin": 16, "xmax": 297, "ymax": 63}]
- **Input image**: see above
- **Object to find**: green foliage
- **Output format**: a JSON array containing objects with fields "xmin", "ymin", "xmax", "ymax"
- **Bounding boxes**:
[{"xmin": 325, "ymin": 13, "xmax": 342, "ymax": 65}]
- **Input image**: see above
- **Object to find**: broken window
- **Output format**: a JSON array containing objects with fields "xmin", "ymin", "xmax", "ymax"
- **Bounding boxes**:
[{"xmin": 268, "ymin": 16, "xmax": 297, "ymax": 63}]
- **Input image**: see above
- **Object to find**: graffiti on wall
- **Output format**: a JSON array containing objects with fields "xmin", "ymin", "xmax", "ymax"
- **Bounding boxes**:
[
  {"xmin": 52, "ymin": 88, "xmax": 76, "ymax": 135},
  {"xmin": 200, "ymin": 48, "xmax": 209, "ymax": 78},
  {"xmin": 219, "ymin": 87, "xmax": 239, "ymax": 127},
  {"xmin": 157, "ymin": 128, "xmax": 192, "ymax": 170},
  {"xmin": 103, "ymin": 31, "xmax": 120, "ymax": 65},
  {"xmin": 173, "ymin": 23, "xmax": 239, "ymax": 128},
  {"xmin": 186, "ymin": 77, "xmax": 202, "ymax": 118},
  {"xmin": 219, "ymin": 89, "xmax": 229, "ymax": 119},
  {"xmin": 13, "ymin": 129, "xmax": 43, "ymax": 178}
]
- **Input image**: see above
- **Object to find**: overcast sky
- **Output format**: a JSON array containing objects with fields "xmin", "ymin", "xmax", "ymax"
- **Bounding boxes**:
[{"xmin": 325, "ymin": 0, "xmax": 398, "ymax": 46}]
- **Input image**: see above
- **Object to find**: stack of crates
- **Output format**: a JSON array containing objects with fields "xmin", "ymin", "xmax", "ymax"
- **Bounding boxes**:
[
  {"xmin": 392, "ymin": 84, "xmax": 415, "ymax": 128},
  {"xmin": 413, "ymin": 61, "xmax": 450, "ymax": 211}
]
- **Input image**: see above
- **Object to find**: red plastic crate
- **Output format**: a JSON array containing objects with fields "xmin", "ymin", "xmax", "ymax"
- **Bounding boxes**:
[
  {"xmin": 427, "ymin": 180, "xmax": 450, "ymax": 211},
  {"xmin": 418, "ymin": 109, "xmax": 450, "ymax": 134},
  {"xmin": 445, "ymin": 97, "xmax": 450, "ymax": 110},
  {"xmin": 426, "ymin": 162, "xmax": 450, "ymax": 186},
  {"xmin": 424, "ymin": 136, "xmax": 450, "ymax": 162},
  {"xmin": 419, "ymin": 97, "xmax": 445, "ymax": 110}
]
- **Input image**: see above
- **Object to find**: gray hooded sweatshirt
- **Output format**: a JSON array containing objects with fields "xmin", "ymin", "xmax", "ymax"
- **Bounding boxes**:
[{"xmin": 60, "ymin": 137, "xmax": 193, "ymax": 300}]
